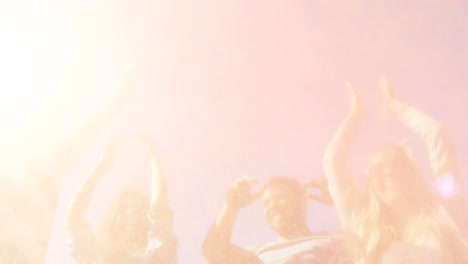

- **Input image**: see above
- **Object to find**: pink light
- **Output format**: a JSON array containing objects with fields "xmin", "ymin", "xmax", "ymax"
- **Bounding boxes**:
[{"xmin": 436, "ymin": 173, "xmax": 456, "ymax": 198}]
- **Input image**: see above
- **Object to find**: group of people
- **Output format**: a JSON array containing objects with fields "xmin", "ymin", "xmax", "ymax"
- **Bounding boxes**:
[
  {"xmin": 201, "ymin": 79, "xmax": 467, "ymax": 264},
  {"xmin": 62, "ymin": 73, "xmax": 467, "ymax": 263}
]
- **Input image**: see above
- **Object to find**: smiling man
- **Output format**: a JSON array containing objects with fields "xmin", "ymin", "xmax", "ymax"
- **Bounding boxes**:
[{"xmin": 202, "ymin": 176, "xmax": 349, "ymax": 264}]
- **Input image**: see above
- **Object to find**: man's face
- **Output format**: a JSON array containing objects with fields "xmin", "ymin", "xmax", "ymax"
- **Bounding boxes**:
[{"xmin": 262, "ymin": 185, "xmax": 305, "ymax": 236}]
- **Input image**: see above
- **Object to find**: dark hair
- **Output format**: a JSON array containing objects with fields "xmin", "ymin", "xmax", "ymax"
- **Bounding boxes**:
[
  {"xmin": 262, "ymin": 177, "xmax": 305, "ymax": 198},
  {"xmin": 261, "ymin": 176, "xmax": 310, "ymax": 234},
  {"xmin": 262, "ymin": 176, "xmax": 308, "ymax": 218},
  {"xmin": 96, "ymin": 190, "xmax": 150, "ymax": 260}
]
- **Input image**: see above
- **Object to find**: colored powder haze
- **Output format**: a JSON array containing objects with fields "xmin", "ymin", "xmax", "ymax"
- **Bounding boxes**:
[{"xmin": 42, "ymin": 1, "xmax": 467, "ymax": 263}]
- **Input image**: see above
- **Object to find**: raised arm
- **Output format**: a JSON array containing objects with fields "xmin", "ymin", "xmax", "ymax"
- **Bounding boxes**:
[
  {"xmin": 55, "ymin": 60, "xmax": 145, "ymax": 177},
  {"xmin": 137, "ymin": 136, "xmax": 178, "ymax": 263},
  {"xmin": 322, "ymin": 84, "xmax": 365, "ymax": 229},
  {"xmin": 66, "ymin": 138, "xmax": 121, "ymax": 232},
  {"xmin": 381, "ymin": 77, "xmax": 467, "ymax": 232},
  {"xmin": 65, "ymin": 139, "xmax": 122, "ymax": 262},
  {"xmin": 202, "ymin": 177, "xmax": 262, "ymax": 264},
  {"xmin": 139, "ymin": 137, "xmax": 171, "ymax": 216}
]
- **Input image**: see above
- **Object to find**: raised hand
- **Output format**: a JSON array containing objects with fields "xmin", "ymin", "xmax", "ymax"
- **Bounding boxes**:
[
  {"xmin": 97, "ymin": 137, "xmax": 125, "ymax": 170},
  {"xmin": 346, "ymin": 82, "xmax": 366, "ymax": 118},
  {"xmin": 134, "ymin": 134, "xmax": 158, "ymax": 159},
  {"xmin": 226, "ymin": 177, "xmax": 261, "ymax": 210},
  {"xmin": 304, "ymin": 177, "xmax": 334, "ymax": 206}
]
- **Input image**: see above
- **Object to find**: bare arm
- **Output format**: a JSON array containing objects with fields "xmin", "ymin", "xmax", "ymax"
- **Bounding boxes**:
[
  {"xmin": 64, "ymin": 153, "xmax": 112, "ymax": 263},
  {"xmin": 65, "ymin": 139, "xmax": 121, "ymax": 231},
  {"xmin": 148, "ymin": 149, "xmax": 170, "ymax": 216},
  {"xmin": 382, "ymin": 77, "xmax": 462, "ymax": 193},
  {"xmin": 65, "ymin": 164, "xmax": 107, "ymax": 230},
  {"xmin": 137, "ymin": 136, "xmax": 178, "ymax": 263},
  {"xmin": 64, "ymin": 164, "xmax": 107, "ymax": 263},
  {"xmin": 56, "ymin": 60, "xmax": 144, "ymax": 177},
  {"xmin": 382, "ymin": 77, "xmax": 467, "ymax": 232},
  {"xmin": 322, "ymin": 85, "xmax": 365, "ymax": 229},
  {"xmin": 202, "ymin": 177, "xmax": 262, "ymax": 264}
]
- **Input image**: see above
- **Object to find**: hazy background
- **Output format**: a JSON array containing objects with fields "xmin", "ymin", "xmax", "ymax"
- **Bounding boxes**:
[{"xmin": 1, "ymin": 1, "xmax": 465, "ymax": 263}]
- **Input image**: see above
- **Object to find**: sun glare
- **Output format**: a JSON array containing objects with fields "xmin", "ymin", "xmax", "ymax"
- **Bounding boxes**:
[
  {"xmin": 0, "ymin": 3, "xmax": 90, "ymax": 177},
  {"xmin": 0, "ymin": 4, "xmax": 82, "ymax": 125}
]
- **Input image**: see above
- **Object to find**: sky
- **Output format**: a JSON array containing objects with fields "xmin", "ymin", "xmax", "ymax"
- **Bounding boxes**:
[{"xmin": 5, "ymin": 0, "xmax": 463, "ymax": 263}]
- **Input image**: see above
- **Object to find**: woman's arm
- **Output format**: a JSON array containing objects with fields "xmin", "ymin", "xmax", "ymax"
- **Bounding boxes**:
[
  {"xmin": 65, "ymin": 165, "xmax": 106, "ymax": 231},
  {"xmin": 382, "ymin": 77, "xmax": 467, "ymax": 232},
  {"xmin": 144, "ymin": 138, "xmax": 171, "ymax": 216},
  {"xmin": 139, "ymin": 137, "xmax": 178, "ymax": 263},
  {"xmin": 65, "ymin": 139, "xmax": 122, "ymax": 262},
  {"xmin": 66, "ymin": 139, "xmax": 121, "ymax": 229},
  {"xmin": 322, "ymin": 84, "xmax": 365, "ymax": 229},
  {"xmin": 202, "ymin": 177, "xmax": 262, "ymax": 264}
]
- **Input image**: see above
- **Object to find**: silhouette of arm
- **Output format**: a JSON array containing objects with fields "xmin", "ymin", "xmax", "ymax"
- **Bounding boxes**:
[
  {"xmin": 383, "ymin": 78, "xmax": 467, "ymax": 233},
  {"xmin": 144, "ymin": 138, "xmax": 178, "ymax": 264},
  {"xmin": 202, "ymin": 177, "xmax": 263, "ymax": 264},
  {"xmin": 323, "ymin": 85, "xmax": 365, "ymax": 229}
]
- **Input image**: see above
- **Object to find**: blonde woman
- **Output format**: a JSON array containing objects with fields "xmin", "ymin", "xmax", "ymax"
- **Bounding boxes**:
[{"xmin": 323, "ymin": 78, "xmax": 467, "ymax": 263}]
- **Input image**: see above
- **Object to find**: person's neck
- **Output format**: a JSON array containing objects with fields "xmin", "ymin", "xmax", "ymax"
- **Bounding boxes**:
[{"xmin": 278, "ymin": 225, "xmax": 312, "ymax": 241}]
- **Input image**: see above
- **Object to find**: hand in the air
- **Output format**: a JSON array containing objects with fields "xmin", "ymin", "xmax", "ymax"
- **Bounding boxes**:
[
  {"xmin": 226, "ymin": 177, "xmax": 261, "ymax": 210},
  {"xmin": 304, "ymin": 177, "xmax": 334, "ymax": 206},
  {"xmin": 97, "ymin": 137, "xmax": 125, "ymax": 170}
]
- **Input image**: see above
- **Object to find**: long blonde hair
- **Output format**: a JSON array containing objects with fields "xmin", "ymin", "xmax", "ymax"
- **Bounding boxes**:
[
  {"xmin": 95, "ymin": 190, "xmax": 150, "ymax": 262},
  {"xmin": 351, "ymin": 144, "xmax": 467, "ymax": 263}
]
